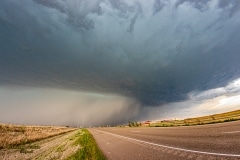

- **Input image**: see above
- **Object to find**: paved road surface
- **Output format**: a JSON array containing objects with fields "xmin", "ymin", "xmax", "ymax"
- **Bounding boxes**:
[{"xmin": 89, "ymin": 121, "xmax": 240, "ymax": 160}]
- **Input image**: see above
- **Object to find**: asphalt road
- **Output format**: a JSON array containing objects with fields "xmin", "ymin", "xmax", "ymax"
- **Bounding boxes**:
[{"xmin": 89, "ymin": 121, "xmax": 240, "ymax": 160}]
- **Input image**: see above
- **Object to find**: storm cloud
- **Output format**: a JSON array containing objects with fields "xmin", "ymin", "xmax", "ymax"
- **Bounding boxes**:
[{"xmin": 0, "ymin": 0, "xmax": 240, "ymax": 125}]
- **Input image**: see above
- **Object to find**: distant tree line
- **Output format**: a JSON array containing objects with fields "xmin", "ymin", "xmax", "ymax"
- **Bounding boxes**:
[{"xmin": 128, "ymin": 121, "xmax": 141, "ymax": 127}]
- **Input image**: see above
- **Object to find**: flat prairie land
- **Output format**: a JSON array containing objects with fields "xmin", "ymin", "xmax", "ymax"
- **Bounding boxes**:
[
  {"xmin": 0, "ymin": 129, "xmax": 80, "ymax": 160},
  {"xmin": 0, "ymin": 124, "xmax": 76, "ymax": 149},
  {"xmin": 0, "ymin": 124, "xmax": 81, "ymax": 160}
]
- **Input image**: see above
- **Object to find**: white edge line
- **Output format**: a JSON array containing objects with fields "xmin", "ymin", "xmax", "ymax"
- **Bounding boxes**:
[
  {"xmin": 222, "ymin": 131, "xmax": 240, "ymax": 134},
  {"xmin": 94, "ymin": 129, "xmax": 240, "ymax": 157}
]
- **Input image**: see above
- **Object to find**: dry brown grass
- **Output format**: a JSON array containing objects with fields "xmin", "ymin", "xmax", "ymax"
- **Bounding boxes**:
[
  {"xmin": 184, "ymin": 109, "xmax": 240, "ymax": 125},
  {"xmin": 150, "ymin": 109, "xmax": 240, "ymax": 127},
  {"xmin": 0, "ymin": 123, "xmax": 76, "ymax": 149}
]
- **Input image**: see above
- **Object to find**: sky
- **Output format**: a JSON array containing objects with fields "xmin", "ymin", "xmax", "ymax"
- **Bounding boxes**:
[{"xmin": 0, "ymin": 0, "xmax": 240, "ymax": 126}]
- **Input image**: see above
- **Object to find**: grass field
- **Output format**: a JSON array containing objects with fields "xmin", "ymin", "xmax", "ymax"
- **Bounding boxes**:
[
  {"xmin": 150, "ymin": 109, "xmax": 240, "ymax": 127},
  {"xmin": 0, "ymin": 124, "xmax": 76, "ymax": 149}
]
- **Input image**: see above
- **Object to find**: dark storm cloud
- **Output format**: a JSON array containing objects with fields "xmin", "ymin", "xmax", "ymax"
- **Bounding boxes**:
[{"xmin": 1, "ymin": 0, "xmax": 240, "ymax": 106}]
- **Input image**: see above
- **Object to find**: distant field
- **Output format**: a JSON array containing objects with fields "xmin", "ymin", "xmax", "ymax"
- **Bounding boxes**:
[
  {"xmin": 0, "ymin": 124, "xmax": 75, "ymax": 149},
  {"xmin": 150, "ymin": 109, "xmax": 240, "ymax": 127}
]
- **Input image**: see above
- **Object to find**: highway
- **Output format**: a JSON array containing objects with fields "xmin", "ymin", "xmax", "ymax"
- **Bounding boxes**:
[{"xmin": 89, "ymin": 121, "xmax": 240, "ymax": 160}]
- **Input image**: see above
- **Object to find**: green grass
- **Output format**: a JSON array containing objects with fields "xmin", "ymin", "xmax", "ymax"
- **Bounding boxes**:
[
  {"xmin": 56, "ymin": 145, "xmax": 65, "ymax": 152},
  {"xmin": 66, "ymin": 129, "xmax": 106, "ymax": 160}
]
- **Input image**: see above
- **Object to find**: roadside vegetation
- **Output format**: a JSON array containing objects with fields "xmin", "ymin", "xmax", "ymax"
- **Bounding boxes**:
[
  {"xmin": 67, "ymin": 129, "xmax": 106, "ymax": 160},
  {"xmin": 128, "ymin": 121, "xmax": 141, "ymax": 127},
  {"xmin": 0, "ymin": 123, "xmax": 75, "ymax": 149}
]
